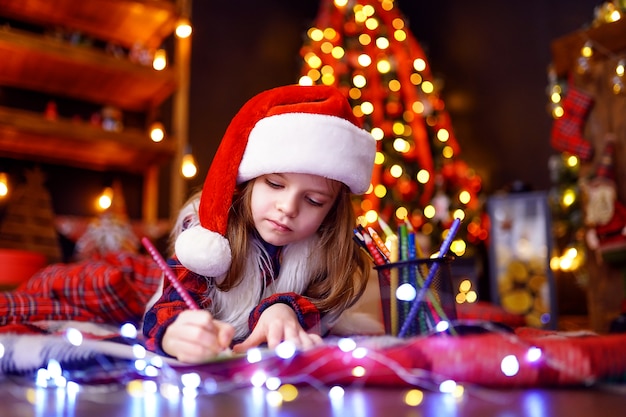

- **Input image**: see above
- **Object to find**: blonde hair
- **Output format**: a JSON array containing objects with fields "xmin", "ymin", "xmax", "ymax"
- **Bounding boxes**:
[{"xmin": 172, "ymin": 180, "xmax": 371, "ymax": 319}]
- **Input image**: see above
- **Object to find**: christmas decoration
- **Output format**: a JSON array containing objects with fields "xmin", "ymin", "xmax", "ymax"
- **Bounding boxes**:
[
  {"xmin": 581, "ymin": 138, "xmax": 626, "ymax": 265},
  {"xmin": 0, "ymin": 166, "xmax": 62, "ymax": 263},
  {"xmin": 550, "ymin": 84, "xmax": 594, "ymax": 161},
  {"xmin": 488, "ymin": 193, "xmax": 557, "ymax": 329},
  {"xmin": 1, "ymin": 321, "xmax": 626, "ymax": 393},
  {"xmin": 73, "ymin": 179, "xmax": 139, "ymax": 260},
  {"xmin": 298, "ymin": 0, "xmax": 487, "ymax": 257},
  {"xmin": 548, "ymin": 2, "xmax": 626, "ymax": 332}
]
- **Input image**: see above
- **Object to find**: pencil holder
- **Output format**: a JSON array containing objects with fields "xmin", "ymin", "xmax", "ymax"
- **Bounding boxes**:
[{"xmin": 375, "ymin": 257, "xmax": 457, "ymax": 337}]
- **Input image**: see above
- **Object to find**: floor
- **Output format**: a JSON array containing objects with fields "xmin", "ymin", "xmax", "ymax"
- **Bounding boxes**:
[{"xmin": 1, "ymin": 379, "xmax": 625, "ymax": 417}]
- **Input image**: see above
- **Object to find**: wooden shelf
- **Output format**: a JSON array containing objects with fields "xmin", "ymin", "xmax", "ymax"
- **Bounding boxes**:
[
  {"xmin": 0, "ymin": 0, "xmax": 177, "ymax": 50},
  {"xmin": 551, "ymin": 18, "xmax": 626, "ymax": 77},
  {"xmin": 0, "ymin": 106, "xmax": 175, "ymax": 173},
  {"xmin": 0, "ymin": 27, "xmax": 177, "ymax": 112},
  {"xmin": 0, "ymin": 0, "xmax": 188, "ymax": 223}
]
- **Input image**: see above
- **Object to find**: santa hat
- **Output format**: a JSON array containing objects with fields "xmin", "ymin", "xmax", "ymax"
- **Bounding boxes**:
[{"xmin": 176, "ymin": 85, "xmax": 376, "ymax": 277}]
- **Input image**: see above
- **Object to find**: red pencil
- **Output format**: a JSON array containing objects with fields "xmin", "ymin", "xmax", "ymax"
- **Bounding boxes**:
[
  {"xmin": 141, "ymin": 237, "xmax": 200, "ymax": 310},
  {"xmin": 363, "ymin": 233, "xmax": 387, "ymax": 266}
]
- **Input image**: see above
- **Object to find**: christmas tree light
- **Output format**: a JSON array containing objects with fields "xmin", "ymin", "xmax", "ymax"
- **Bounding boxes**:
[{"xmin": 298, "ymin": 0, "xmax": 487, "ymax": 255}]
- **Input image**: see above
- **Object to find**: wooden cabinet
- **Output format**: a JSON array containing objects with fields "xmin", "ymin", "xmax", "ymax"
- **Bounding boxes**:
[{"xmin": 0, "ymin": 0, "xmax": 189, "ymax": 223}]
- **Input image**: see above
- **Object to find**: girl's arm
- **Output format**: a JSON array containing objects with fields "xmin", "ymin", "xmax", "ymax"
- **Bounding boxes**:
[
  {"xmin": 232, "ymin": 293, "xmax": 323, "ymax": 353},
  {"xmin": 142, "ymin": 260, "xmax": 210, "ymax": 356},
  {"xmin": 248, "ymin": 292, "xmax": 321, "ymax": 335},
  {"xmin": 233, "ymin": 302, "xmax": 322, "ymax": 353}
]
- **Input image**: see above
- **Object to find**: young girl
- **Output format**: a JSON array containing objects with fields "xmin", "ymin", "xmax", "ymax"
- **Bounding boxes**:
[{"xmin": 143, "ymin": 85, "xmax": 376, "ymax": 363}]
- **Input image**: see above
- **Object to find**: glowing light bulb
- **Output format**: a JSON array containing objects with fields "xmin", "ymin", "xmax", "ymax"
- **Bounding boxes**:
[
  {"xmin": 181, "ymin": 153, "xmax": 198, "ymax": 178},
  {"xmin": 338, "ymin": 338, "xmax": 357, "ymax": 352},
  {"xmin": 175, "ymin": 18, "xmax": 193, "ymax": 38},
  {"xmin": 423, "ymin": 205, "xmax": 435, "ymax": 219},
  {"xmin": 265, "ymin": 377, "xmax": 282, "ymax": 391},
  {"xmin": 120, "ymin": 323, "xmax": 138, "ymax": 339},
  {"xmin": 65, "ymin": 328, "xmax": 83, "ymax": 346},
  {"xmin": 421, "ymin": 80, "xmax": 434, "ymax": 94},
  {"xmin": 562, "ymin": 188, "xmax": 576, "ymax": 207},
  {"xmin": 526, "ymin": 347, "xmax": 542, "ymax": 362},
  {"xmin": 153, "ymin": 49, "xmax": 167, "ymax": 70},
  {"xmin": 404, "ymin": 389, "xmax": 424, "ymax": 406},
  {"xmin": 396, "ymin": 283, "xmax": 416, "ymax": 301},
  {"xmin": 376, "ymin": 37, "xmax": 390, "ymax": 49},
  {"xmin": 97, "ymin": 187, "xmax": 113, "ymax": 210},
  {"xmin": 328, "ymin": 386, "xmax": 345, "ymax": 400},
  {"xmin": 357, "ymin": 54, "xmax": 372, "ymax": 67},
  {"xmin": 250, "ymin": 371, "xmax": 267, "ymax": 387},
  {"xmin": 308, "ymin": 28, "xmax": 323, "ymax": 41},
  {"xmin": 581, "ymin": 41, "xmax": 593, "ymax": 58},
  {"xmin": 416, "ymin": 169, "xmax": 430, "ymax": 184},
  {"xmin": 275, "ymin": 340, "xmax": 296, "ymax": 359},
  {"xmin": 0, "ymin": 172, "xmax": 8, "ymax": 198},
  {"xmin": 132, "ymin": 344, "xmax": 147, "ymax": 359},
  {"xmin": 247, "ymin": 348, "xmax": 263, "ymax": 363},
  {"xmin": 389, "ymin": 164, "xmax": 403, "ymax": 178},
  {"xmin": 617, "ymin": 59, "xmax": 625, "ymax": 77},
  {"xmin": 437, "ymin": 129, "xmax": 450, "ymax": 142},
  {"xmin": 377, "ymin": 59, "xmax": 391, "ymax": 73},
  {"xmin": 435, "ymin": 321, "xmax": 449, "ymax": 332},
  {"xmin": 353, "ymin": 74, "xmax": 367, "ymax": 88},
  {"xmin": 278, "ymin": 384, "xmax": 299, "ymax": 402},
  {"xmin": 181, "ymin": 373, "xmax": 202, "ymax": 389},
  {"xmin": 150, "ymin": 122, "xmax": 165, "ymax": 142},
  {"xmin": 500, "ymin": 355, "xmax": 520, "ymax": 376},
  {"xmin": 439, "ymin": 379, "xmax": 457, "ymax": 393},
  {"xmin": 413, "ymin": 58, "xmax": 426, "ymax": 72},
  {"xmin": 351, "ymin": 366, "xmax": 366, "ymax": 377}
]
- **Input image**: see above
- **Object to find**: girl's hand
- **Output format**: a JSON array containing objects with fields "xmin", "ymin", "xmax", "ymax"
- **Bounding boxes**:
[
  {"xmin": 232, "ymin": 303, "xmax": 323, "ymax": 353},
  {"xmin": 162, "ymin": 309, "xmax": 235, "ymax": 363}
]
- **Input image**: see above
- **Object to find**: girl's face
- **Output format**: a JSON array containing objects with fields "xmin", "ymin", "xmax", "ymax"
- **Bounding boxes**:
[{"xmin": 250, "ymin": 173, "xmax": 340, "ymax": 246}]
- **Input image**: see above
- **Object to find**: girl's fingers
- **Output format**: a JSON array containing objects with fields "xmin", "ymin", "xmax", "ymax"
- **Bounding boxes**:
[
  {"xmin": 177, "ymin": 309, "xmax": 215, "ymax": 328},
  {"xmin": 216, "ymin": 321, "xmax": 236, "ymax": 349},
  {"xmin": 164, "ymin": 311, "xmax": 234, "ymax": 363},
  {"xmin": 174, "ymin": 340, "xmax": 223, "ymax": 364},
  {"xmin": 232, "ymin": 325, "xmax": 265, "ymax": 353},
  {"xmin": 299, "ymin": 332, "xmax": 323, "ymax": 350},
  {"xmin": 266, "ymin": 321, "xmax": 290, "ymax": 349}
]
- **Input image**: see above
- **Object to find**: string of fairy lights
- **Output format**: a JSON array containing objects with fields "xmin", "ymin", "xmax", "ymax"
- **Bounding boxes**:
[{"xmin": 1, "ymin": 321, "xmax": 618, "ymax": 407}]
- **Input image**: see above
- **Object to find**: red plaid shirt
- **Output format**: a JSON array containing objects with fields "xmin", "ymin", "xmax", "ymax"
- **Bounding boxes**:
[{"xmin": 142, "ymin": 257, "xmax": 321, "ymax": 356}]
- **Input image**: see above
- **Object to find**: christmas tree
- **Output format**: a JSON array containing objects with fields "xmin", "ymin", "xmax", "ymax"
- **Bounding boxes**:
[
  {"xmin": 298, "ymin": 0, "xmax": 487, "ymax": 257},
  {"xmin": 0, "ymin": 166, "xmax": 62, "ymax": 263}
]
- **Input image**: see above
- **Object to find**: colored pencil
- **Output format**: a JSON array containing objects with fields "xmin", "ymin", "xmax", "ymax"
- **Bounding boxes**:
[
  {"xmin": 368, "ymin": 226, "xmax": 391, "ymax": 259},
  {"xmin": 141, "ymin": 236, "xmax": 199, "ymax": 310},
  {"xmin": 388, "ymin": 234, "xmax": 399, "ymax": 335},
  {"xmin": 398, "ymin": 218, "xmax": 461, "ymax": 338}
]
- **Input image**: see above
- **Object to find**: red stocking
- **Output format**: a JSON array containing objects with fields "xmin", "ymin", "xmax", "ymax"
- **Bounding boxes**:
[{"xmin": 550, "ymin": 86, "xmax": 594, "ymax": 161}]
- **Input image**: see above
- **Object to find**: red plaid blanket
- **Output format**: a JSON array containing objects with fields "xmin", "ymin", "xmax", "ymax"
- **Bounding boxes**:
[{"xmin": 0, "ymin": 252, "xmax": 162, "ymax": 329}]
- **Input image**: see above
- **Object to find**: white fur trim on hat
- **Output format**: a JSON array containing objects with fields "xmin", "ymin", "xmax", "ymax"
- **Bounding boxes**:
[
  {"xmin": 237, "ymin": 112, "xmax": 375, "ymax": 194},
  {"xmin": 175, "ymin": 226, "xmax": 232, "ymax": 278}
]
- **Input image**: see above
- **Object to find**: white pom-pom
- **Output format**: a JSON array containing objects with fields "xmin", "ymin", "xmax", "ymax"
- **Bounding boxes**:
[{"xmin": 175, "ymin": 226, "xmax": 232, "ymax": 278}]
